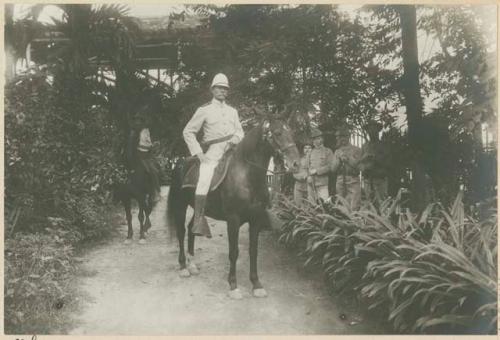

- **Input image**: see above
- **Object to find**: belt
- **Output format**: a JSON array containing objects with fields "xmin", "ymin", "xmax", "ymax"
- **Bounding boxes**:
[{"xmin": 201, "ymin": 134, "xmax": 234, "ymax": 148}]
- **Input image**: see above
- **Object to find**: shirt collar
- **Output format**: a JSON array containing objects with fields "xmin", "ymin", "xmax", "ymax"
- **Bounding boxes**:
[{"xmin": 211, "ymin": 98, "xmax": 226, "ymax": 107}]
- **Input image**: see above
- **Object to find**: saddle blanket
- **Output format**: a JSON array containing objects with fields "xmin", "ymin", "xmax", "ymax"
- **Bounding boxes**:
[{"xmin": 181, "ymin": 148, "xmax": 234, "ymax": 192}]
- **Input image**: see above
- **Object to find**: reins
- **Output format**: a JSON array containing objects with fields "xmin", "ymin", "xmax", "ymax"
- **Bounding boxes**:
[
  {"xmin": 244, "ymin": 158, "xmax": 289, "ymax": 175},
  {"xmin": 243, "ymin": 142, "xmax": 295, "ymax": 175}
]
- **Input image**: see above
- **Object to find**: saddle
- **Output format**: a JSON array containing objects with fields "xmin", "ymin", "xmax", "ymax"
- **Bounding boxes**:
[{"xmin": 181, "ymin": 147, "xmax": 235, "ymax": 192}]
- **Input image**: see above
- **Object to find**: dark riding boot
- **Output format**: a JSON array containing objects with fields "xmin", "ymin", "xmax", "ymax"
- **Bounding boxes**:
[{"xmin": 193, "ymin": 195, "xmax": 212, "ymax": 238}]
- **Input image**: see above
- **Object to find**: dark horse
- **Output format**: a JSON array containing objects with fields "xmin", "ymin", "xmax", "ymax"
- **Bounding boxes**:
[
  {"xmin": 114, "ymin": 130, "xmax": 158, "ymax": 244},
  {"xmin": 167, "ymin": 115, "xmax": 300, "ymax": 299}
]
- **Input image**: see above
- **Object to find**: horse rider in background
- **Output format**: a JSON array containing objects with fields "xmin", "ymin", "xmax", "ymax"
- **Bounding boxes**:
[
  {"xmin": 127, "ymin": 113, "xmax": 161, "ymax": 203},
  {"xmin": 183, "ymin": 73, "xmax": 245, "ymax": 238}
]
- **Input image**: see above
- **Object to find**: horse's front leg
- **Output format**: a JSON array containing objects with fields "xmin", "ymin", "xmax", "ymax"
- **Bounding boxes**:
[
  {"xmin": 144, "ymin": 198, "xmax": 152, "ymax": 232},
  {"xmin": 123, "ymin": 198, "xmax": 133, "ymax": 244},
  {"xmin": 138, "ymin": 200, "xmax": 146, "ymax": 244},
  {"xmin": 177, "ymin": 213, "xmax": 191, "ymax": 278},
  {"xmin": 186, "ymin": 217, "xmax": 199, "ymax": 275},
  {"xmin": 249, "ymin": 221, "xmax": 267, "ymax": 298},
  {"xmin": 227, "ymin": 216, "xmax": 242, "ymax": 299}
]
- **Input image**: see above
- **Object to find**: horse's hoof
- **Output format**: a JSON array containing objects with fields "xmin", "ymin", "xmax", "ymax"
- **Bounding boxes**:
[
  {"xmin": 138, "ymin": 239, "xmax": 147, "ymax": 245},
  {"xmin": 228, "ymin": 288, "xmax": 243, "ymax": 300},
  {"xmin": 187, "ymin": 262, "xmax": 200, "ymax": 275},
  {"xmin": 124, "ymin": 239, "xmax": 132, "ymax": 245},
  {"xmin": 179, "ymin": 268, "xmax": 191, "ymax": 278},
  {"xmin": 253, "ymin": 288, "xmax": 268, "ymax": 298}
]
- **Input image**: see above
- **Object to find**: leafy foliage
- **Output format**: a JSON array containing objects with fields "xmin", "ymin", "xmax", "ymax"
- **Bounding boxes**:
[
  {"xmin": 276, "ymin": 193, "xmax": 497, "ymax": 334},
  {"xmin": 161, "ymin": 5, "xmax": 495, "ymax": 205},
  {"xmin": 5, "ymin": 230, "xmax": 75, "ymax": 334},
  {"xmin": 4, "ymin": 6, "xmax": 143, "ymax": 333},
  {"xmin": 5, "ymin": 70, "xmax": 126, "ymax": 233}
]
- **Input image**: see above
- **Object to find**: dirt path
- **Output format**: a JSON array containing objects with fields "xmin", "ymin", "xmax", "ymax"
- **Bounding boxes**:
[{"xmin": 68, "ymin": 186, "xmax": 382, "ymax": 335}]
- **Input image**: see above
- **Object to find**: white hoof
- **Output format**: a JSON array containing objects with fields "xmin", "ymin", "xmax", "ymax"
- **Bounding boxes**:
[
  {"xmin": 187, "ymin": 262, "xmax": 200, "ymax": 275},
  {"xmin": 138, "ymin": 239, "xmax": 147, "ymax": 245},
  {"xmin": 228, "ymin": 288, "xmax": 243, "ymax": 300},
  {"xmin": 124, "ymin": 239, "xmax": 132, "ymax": 244},
  {"xmin": 253, "ymin": 288, "xmax": 268, "ymax": 298},
  {"xmin": 179, "ymin": 268, "xmax": 191, "ymax": 278}
]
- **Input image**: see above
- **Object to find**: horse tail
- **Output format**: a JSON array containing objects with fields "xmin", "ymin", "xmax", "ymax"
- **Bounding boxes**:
[{"xmin": 167, "ymin": 159, "xmax": 184, "ymax": 239}]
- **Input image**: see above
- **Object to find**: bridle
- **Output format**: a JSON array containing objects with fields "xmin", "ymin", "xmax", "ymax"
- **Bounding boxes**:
[{"xmin": 244, "ymin": 121, "xmax": 295, "ymax": 175}]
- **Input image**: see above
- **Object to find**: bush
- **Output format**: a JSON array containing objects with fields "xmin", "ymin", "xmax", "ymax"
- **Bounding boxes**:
[
  {"xmin": 5, "ymin": 70, "xmax": 126, "ymax": 235},
  {"xmin": 275, "ymin": 193, "xmax": 497, "ymax": 334},
  {"xmin": 4, "ymin": 230, "xmax": 75, "ymax": 334},
  {"xmin": 4, "ymin": 69, "xmax": 123, "ymax": 333},
  {"xmin": 4, "ymin": 196, "xmax": 117, "ymax": 334}
]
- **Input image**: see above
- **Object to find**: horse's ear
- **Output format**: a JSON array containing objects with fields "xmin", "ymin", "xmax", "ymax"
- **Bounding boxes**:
[{"xmin": 262, "ymin": 119, "xmax": 272, "ymax": 141}]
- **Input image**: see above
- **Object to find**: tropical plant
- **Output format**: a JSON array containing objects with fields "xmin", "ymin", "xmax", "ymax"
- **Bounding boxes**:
[
  {"xmin": 4, "ymin": 68, "xmax": 126, "ymax": 233},
  {"xmin": 275, "ymin": 191, "xmax": 497, "ymax": 334}
]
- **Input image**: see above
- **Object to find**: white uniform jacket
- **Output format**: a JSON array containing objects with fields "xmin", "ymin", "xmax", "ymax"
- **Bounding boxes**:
[{"xmin": 183, "ymin": 99, "xmax": 244, "ymax": 160}]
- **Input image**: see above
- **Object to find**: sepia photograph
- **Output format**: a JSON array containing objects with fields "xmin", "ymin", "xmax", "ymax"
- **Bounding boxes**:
[{"xmin": 4, "ymin": 3, "xmax": 498, "ymax": 336}]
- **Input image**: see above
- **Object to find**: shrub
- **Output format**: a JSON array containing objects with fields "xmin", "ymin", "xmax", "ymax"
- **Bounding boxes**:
[
  {"xmin": 4, "ymin": 69, "xmax": 122, "ymax": 333},
  {"xmin": 4, "ymin": 231, "xmax": 75, "ymax": 334},
  {"xmin": 275, "ymin": 192, "xmax": 497, "ymax": 334},
  {"xmin": 5, "ymin": 70, "xmax": 126, "ymax": 235}
]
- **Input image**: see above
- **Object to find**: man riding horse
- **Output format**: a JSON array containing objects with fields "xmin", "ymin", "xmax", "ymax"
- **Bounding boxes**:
[
  {"xmin": 115, "ymin": 108, "xmax": 161, "ymax": 243},
  {"xmin": 182, "ymin": 73, "xmax": 244, "ymax": 238},
  {"xmin": 128, "ymin": 111, "xmax": 161, "ymax": 203},
  {"xmin": 169, "ymin": 87, "xmax": 300, "ymax": 297}
]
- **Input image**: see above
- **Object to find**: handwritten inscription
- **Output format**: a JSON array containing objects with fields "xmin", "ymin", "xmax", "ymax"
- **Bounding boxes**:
[{"xmin": 15, "ymin": 335, "xmax": 37, "ymax": 340}]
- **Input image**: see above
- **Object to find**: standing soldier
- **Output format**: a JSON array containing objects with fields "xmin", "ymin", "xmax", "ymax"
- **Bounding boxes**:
[
  {"xmin": 359, "ymin": 121, "xmax": 390, "ymax": 205},
  {"xmin": 183, "ymin": 73, "xmax": 244, "ymax": 238},
  {"xmin": 307, "ymin": 128, "xmax": 335, "ymax": 203},
  {"xmin": 331, "ymin": 127, "xmax": 362, "ymax": 210},
  {"xmin": 293, "ymin": 141, "xmax": 312, "ymax": 207}
]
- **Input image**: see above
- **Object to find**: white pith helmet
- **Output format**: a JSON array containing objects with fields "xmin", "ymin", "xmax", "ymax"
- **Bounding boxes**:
[{"xmin": 211, "ymin": 73, "xmax": 230, "ymax": 88}]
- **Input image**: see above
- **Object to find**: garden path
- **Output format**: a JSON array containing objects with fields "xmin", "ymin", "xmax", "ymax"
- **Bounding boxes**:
[{"xmin": 68, "ymin": 186, "xmax": 382, "ymax": 335}]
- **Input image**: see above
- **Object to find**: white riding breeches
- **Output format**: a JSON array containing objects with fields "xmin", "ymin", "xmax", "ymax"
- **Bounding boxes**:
[{"xmin": 195, "ymin": 142, "xmax": 229, "ymax": 195}]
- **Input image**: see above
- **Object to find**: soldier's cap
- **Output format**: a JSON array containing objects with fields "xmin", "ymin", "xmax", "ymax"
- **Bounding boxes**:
[
  {"xmin": 310, "ymin": 128, "xmax": 323, "ymax": 138},
  {"xmin": 211, "ymin": 73, "xmax": 230, "ymax": 89}
]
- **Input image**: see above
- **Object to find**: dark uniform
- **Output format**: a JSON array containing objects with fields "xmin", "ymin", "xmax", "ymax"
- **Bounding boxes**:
[
  {"xmin": 359, "ymin": 121, "xmax": 390, "ymax": 205},
  {"xmin": 360, "ymin": 139, "xmax": 390, "ymax": 204}
]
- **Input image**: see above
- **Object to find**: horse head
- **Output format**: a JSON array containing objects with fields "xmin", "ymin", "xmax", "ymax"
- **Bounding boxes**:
[{"xmin": 258, "ymin": 111, "xmax": 300, "ymax": 173}]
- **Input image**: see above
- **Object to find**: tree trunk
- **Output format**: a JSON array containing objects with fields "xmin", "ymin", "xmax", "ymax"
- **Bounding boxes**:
[
  {"xmin": 398, "ymin": 5, "xmax": 427, "ymax": 212},
  {"xmin": 5, "ymin": 4, "xmax": 16, "ymax": 82}
]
